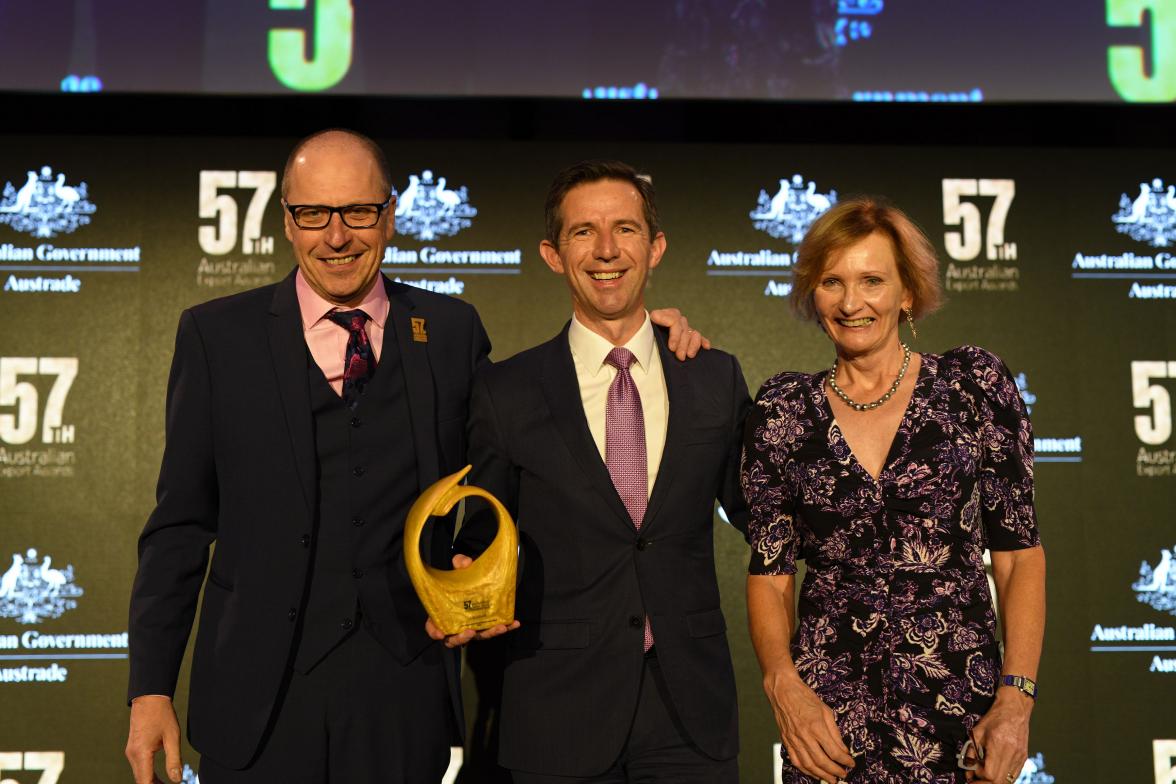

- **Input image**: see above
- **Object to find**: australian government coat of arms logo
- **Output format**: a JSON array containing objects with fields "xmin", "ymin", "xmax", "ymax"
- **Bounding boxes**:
[
  {"xmin": 1112, "ymin": 178, "xmax": 1176, "ymax": 247},
  {"xmin": 0, "ymin": 549, "xmax": 83, "ymax": 624},
  {"xmin": 1134, "ymin": 545, "xmax": 1176, "ymax": 615},
  {"xmin": 1014, "ymin": 753, "xmax": 1055, "ymax": 784},
  {"xmin": 394, "ymin": 170, "xmax": 477, "ymax": 241},
  {"xmin": 0, "ymin": 166, "xmax": 97, "ymax": 238},
  {"xmin": 749, "ymin": 174, "xmax": 837, "ymax": 243},
  {"xmin": 1014, "ymin": 372, "xmax": 1036, "ymax": 415}
]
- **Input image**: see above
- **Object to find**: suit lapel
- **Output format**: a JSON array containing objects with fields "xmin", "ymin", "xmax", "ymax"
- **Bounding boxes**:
[
  {"xmin": 267, "ymin": 272, "xmax": 316, "ymax": 521},
  {"xmin": 384, "ymin": 276, "xmax": 440, "ymax": 493},
  {"xmin": 540, "ymin": 326, "xmax": 633, "ymax": 530},
  {"xmin": 643, "ymin": 331, "xmax": 691, "ymax": 532}
]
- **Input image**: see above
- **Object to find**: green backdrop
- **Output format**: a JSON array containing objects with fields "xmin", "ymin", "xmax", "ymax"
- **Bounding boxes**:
[{"xmin": 1, "ymin": 133, "xmax": 1174, "ymax": 783}]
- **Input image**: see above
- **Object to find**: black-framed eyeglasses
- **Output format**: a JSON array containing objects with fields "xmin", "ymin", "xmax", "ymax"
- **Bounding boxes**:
[{"xmin": 284, "ymin": 198, "xmax": 392, "ymax": 229}]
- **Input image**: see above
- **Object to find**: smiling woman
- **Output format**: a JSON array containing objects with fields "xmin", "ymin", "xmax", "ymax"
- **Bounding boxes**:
[
  {"xmin": 812, "ymin": 231, "xmax": 913, "ymax": 368},
  {"xmin": 743, "ymin": 198, "xmax": 1046, "ymax": 784},
  {"xmin": 791, "ymin": 197, "xmax": 942, "ymax": 325}
]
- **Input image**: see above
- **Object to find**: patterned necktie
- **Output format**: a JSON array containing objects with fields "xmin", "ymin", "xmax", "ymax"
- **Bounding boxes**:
[
  {"xmin": 327, "ymin": 309, "xmax": 376, "ymax": 409},
  {"xmin": 604, "ymin": 347, "xmax": 653, "ymax": 651}
]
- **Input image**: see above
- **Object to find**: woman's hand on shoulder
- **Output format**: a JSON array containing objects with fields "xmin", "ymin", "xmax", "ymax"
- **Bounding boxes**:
[{"xmin": 764, "ymin": 669, "xmax": 855, "ymax": 783}]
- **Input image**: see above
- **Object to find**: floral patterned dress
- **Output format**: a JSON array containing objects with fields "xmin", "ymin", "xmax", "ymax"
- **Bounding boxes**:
[{"xmin": 742, "ymin": 346, "xmax": 1040, "ymax": 784}]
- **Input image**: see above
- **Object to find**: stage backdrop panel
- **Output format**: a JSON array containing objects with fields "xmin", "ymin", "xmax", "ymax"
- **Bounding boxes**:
[{"xmin": 0, "ymin": 133, "xmax": 1173, "ymax": 783}]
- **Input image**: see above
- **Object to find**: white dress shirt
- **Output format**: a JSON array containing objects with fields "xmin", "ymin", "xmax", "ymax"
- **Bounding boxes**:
[{"xmin": 567, "ymin": 313, "xmax": 669, "ymax": 498}]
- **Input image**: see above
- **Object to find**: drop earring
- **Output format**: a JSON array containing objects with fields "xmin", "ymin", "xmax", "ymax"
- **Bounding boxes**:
[{"xmin": 904, "ymin": 306, "xmax": 917, "ymax": 339}]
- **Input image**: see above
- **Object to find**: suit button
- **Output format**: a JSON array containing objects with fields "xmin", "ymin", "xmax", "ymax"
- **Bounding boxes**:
[
  {"xmin": 352, "ymin": 568, "xmax": 364, "ymax": 579},
  {"xmin": 352, "ymin": 466, "xmax": 365, "ymax": 477},
  {"xmin": 351, "ymin": 517, "xmax": 365, "ymax": 527},
  {"xmin": 629, "ymin": 615, "xmax": 642, "ymax": 628},
  {"xmin": 299, "ymin": 534, "xmax": 310, "ymax": 548},
  {"xmin": 636, "ymin": 537, "xmax": 651, "ymax": 551},
  {"xmin": 341, "ymin": 617, "xmax": 354, "ymax": 630},
  {"xmin": 350, "ymin": 417, "xmax": 362, "ymax": 428},
  {"xmin": 287, "ymin": 608, "xmax": 297, "ymax": 622}
]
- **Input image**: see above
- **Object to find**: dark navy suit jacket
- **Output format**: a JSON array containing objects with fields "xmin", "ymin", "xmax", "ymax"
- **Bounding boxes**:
[
  {"xmin": 128, "ymin": 270, "xmax": 489, "ymax": 767},
  {"xmin": 460, "ymin": 323, "xmax": 750, "ymax": 776}
]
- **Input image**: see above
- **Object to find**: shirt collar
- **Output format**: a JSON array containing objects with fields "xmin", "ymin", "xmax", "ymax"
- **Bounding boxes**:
[
  {"xmin": 568, "ymin": 313, "xmax": 655, "ymax": 376},
  {"xmin": 295, "ymin": 270, "xmax": 390, "ymax": 331}
]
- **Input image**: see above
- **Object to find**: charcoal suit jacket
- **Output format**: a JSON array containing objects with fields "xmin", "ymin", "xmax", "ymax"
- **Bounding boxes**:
[
  {"xmin": 460, "ymin": 322, "xmax": 750, "ymax": 776},
  {"xmin": 127, "ymin": 270, "xmax": 489, "ymax": 767}
]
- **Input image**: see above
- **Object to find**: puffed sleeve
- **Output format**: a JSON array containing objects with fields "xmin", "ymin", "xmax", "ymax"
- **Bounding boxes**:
[
  {"xmin": 741, "ymin": 376, "xmax": 801, "ymax": 575},
  {"xmin": 962, "ymin": 346, "xmax": 1041, "ymax": 551}
]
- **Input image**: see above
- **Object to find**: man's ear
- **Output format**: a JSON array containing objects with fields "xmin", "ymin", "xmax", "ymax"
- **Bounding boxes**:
[
  {"xmin": 648, "ymin": 232, "xmax": 667, "ymax": 271},
  {"xmin": 383, "ymin": 196, "xmax": 397, "ymax": 242},
  {"xmin": 539, "ymin": 240, "xmax": 565, "ymax": 274}
]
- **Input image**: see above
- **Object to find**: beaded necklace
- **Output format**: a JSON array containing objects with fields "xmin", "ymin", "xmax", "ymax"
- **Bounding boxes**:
[{"xmin": 828, "ymin": 343, "xmax": 911, "ymax": 412}]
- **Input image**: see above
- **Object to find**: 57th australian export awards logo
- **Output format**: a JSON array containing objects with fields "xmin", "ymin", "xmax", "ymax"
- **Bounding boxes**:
[
  {"xmin": 0, "ymin": 357, "xmax": 78, "ymax": 480},
  {"xmin": 1071, "ymin": 177, "xmax": 1176, "ymax": 299},
  {"xmin": 382, "ymin": 169, "xmax": 522, "ymax": 297},
  {"xmin": 940, "ymin": 178, "xmax": 1019, "ymax": 294},
  {"xmin": 0, "ymin": 547, "xmax": 128, "ymax": 685},
  {"xmin": 1090, "ymin": 543, "xmax": 1176, "ymax": 675},
  {"xmin": 0, "ymin": 165, "xmax": 140, "ymax": 294},
  {"xmin": 1132, "ymin": 360, "xmax": 1176, "ymax": 478},
  {"xmin": 707, "ymin": 174, "xmax": 837, "ymax": 298},
  {"xmin": 196, "ymin": 170, "xmax": 280, "ymax": 289}
]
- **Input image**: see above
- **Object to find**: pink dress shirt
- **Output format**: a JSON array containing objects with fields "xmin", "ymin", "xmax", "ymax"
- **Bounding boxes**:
[{"xmin": 295, "ymin": 271, "xmax": 388, "ymax": 395}]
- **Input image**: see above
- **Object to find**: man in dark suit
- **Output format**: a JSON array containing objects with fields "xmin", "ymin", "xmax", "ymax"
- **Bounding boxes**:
[
  {"xmin": 123, "ymin": 129, "xmax": 493, "ymax": 784},
  {"xmin": 450, "ymin": 161, "xmax": 750, "ymax": 783}
]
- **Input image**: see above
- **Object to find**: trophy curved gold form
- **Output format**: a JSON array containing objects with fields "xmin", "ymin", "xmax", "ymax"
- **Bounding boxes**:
[{"xmin": 404, "ymin": 465, "xmax": 518, "ymax": 635}]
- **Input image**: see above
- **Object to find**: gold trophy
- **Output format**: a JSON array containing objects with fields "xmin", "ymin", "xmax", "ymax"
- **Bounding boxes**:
[{"xmin": 404, "ymin": 465, "xmax": 518, "ymax": 635}]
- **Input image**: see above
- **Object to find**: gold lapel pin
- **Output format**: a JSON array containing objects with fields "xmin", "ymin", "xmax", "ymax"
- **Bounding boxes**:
[
  {"xmin": 403, "ymin": 465, "xmax": 518, "ymax": 635},
  {"xmin": 411, "ymin": 317, "xmax": 428, "ymax": 343}
]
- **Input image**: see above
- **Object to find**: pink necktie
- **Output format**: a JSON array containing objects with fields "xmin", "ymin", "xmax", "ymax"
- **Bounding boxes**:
[{"xmin": 604, "ymin": 347, "xmax": 654, "ymax": 651}]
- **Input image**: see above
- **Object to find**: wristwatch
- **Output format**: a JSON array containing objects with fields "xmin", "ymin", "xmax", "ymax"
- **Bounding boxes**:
[{"xmin": 1001, "ymin": 674, "xmax": 1038, "ymax": 700}]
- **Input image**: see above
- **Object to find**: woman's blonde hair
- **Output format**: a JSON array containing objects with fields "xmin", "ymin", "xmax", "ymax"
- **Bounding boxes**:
[{"xmin": 791, "ymin": 197, "xmax": 943, "ymax": 323}]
